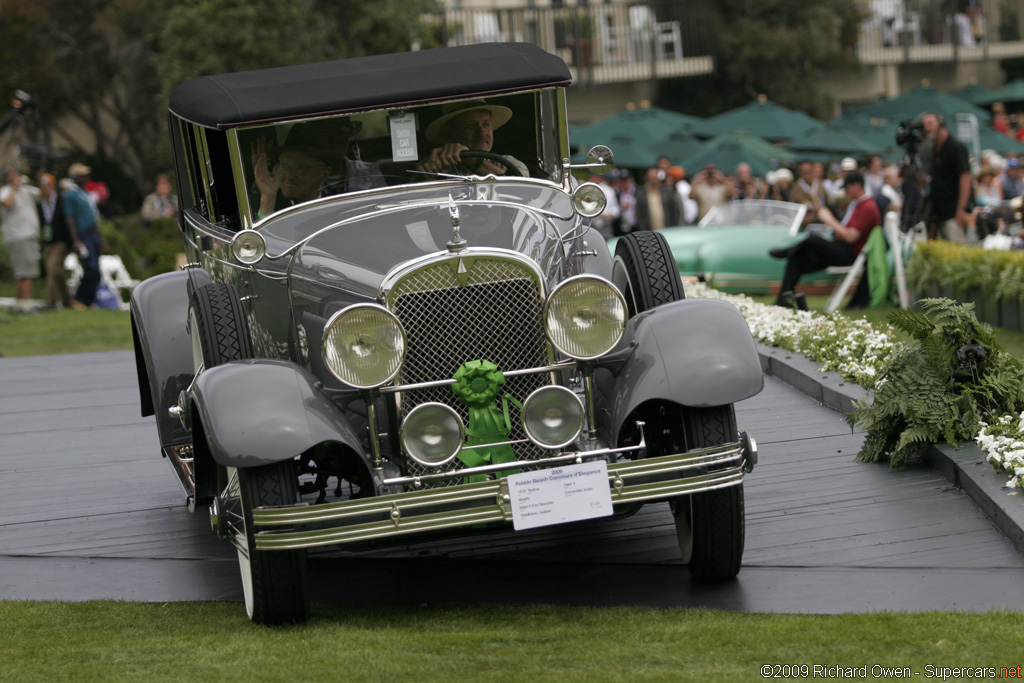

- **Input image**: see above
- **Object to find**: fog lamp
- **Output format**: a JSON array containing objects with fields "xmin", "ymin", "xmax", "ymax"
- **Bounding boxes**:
[
  {"xmin": 401, "ymin": 402, "xmax": 465, "ymax": 467},
  {"xmin": 522, "ymin": 386, "xmax": 585, "ymax": 449}
]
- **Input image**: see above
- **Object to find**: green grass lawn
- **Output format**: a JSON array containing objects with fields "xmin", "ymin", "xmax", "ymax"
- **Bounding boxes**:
[{"xmin": 1, "ymin": 602, "xmax": 1021, "ymax": 681}]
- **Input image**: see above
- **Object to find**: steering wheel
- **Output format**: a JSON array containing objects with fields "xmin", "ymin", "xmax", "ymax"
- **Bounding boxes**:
[{"xmin": 458, "ymin": 151, "xmax": 523, "ymax": 177}]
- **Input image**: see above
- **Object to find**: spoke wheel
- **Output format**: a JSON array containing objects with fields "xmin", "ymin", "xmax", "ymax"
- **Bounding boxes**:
[
  {"xmin": 612, "ymin": 230, "xmax": 683, "ymax": 317},
  {"xmin": 671, "ymin": 405, "xmax": 745, "ymax": 582}
]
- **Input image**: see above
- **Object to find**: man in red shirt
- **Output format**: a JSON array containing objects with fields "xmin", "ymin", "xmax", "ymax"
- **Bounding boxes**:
[{"xmin": 770, "ymin": 172, "xmax": 880, "ymax": 306}]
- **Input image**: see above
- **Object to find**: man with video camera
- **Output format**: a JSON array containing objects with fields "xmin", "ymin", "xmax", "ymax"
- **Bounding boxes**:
[{"xmin": 922, "ymin": 112, "xmax": 971, "ymax": 243}]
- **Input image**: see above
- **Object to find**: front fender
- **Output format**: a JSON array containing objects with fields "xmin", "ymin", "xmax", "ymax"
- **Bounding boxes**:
[
  {"xmin": 130, "ymin": 271, "xmax": 192, "ymax": 448},
  {"xmin": 608, "ymin": 298, "xmax": 764, "ymax": 443},
  {"xmin": 191, "ymin": 359, "xmax": 366, "ymax": 469}
]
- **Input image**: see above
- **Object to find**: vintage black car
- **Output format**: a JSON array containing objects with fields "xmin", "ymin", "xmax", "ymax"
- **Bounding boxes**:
[{"xmin": 130, "ymin": 43, "xmax": 764, "ymax": 624}]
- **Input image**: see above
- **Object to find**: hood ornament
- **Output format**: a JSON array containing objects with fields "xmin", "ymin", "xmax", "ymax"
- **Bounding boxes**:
[{"xmin": 446, "ymin": 194, "xmax": 467, "ymax": 253}]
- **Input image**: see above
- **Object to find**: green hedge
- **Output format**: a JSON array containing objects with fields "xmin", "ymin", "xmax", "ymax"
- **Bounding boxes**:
[{"xmin": 906, "ymin": 241, "xmax": 1024, "ymax": 302}]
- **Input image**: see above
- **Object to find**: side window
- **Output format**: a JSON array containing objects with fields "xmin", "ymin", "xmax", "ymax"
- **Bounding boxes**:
[{"xmin": 203, "ymin": 129, "xmax": 241, "ymax": 231}]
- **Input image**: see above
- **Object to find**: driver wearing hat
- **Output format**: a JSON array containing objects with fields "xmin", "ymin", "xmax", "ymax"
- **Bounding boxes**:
[{"xmin": 416, "ymin": 100, "xmax": 527, "ymax": 177}]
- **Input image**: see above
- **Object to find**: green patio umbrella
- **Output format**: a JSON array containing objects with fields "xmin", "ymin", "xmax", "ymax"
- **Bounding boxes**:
[
  {"xmin": 973, "ymin": 79, "xmax": 1024, "ymax": 106},
  {"xmin": 953, "ymin": 82, "xmax": 992, "ymax": 105},
  {"xmin": 679, "ymin": 131, "xmax": 795, "ymax": 177},
  {"xmin": 855, "ymin": 86, "xmax": 992, "ymax": 127},
  {"xmin": 573, "ymin": 105, "xmax": 700, "ymax": 146},
  {"xmin": 645, "ymin": 130, "xmax": 706, "ymax": 166},
  {"xmin": 691, "ymin": 97, "xmax": 825, "ymax": 142},
  {"xmin": 571, "ymin": 105, "xmax": 702, "ymax": 169},
  {"xmin": 786, "ymin": 126, "xmax": 882, "ymax": 159},
  {"xmin": 977, "ymin": 127, "xmax": 1024, "ymax": 154}
]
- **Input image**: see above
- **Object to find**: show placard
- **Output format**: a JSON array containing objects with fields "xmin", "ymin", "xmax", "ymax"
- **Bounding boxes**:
[{"xmin": 508, "ymin": 461, "xmax": 613, "ymax": 531}]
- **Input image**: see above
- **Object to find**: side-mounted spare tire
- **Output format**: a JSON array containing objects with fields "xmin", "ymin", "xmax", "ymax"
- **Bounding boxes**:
[{"xmin": 612, "ymin": 230, "xmax": 684, "ymax": 315}]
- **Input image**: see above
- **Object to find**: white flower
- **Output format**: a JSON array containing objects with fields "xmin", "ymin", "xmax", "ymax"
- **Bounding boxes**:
[{"xmin": 685, "ymin": 282, "xmax": 1021, "ymax": 490}]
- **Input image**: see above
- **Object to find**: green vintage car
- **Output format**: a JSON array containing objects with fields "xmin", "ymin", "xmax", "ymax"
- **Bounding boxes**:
[{"xmin": 612, "ymin": 200, "xmax": 842, "ymax": 294}]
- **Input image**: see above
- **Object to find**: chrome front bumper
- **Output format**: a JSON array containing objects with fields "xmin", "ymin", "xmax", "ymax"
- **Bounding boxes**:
[{"xmin": 246, "ymin": 439, "xmax": 753, "ymax": 551}]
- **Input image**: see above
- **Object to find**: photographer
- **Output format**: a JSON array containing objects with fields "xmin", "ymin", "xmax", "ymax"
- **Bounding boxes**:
[
  {"xmin": 922, "ymin": 112, "xmax": 971, "ymax": 243},
  {"xmin": 691, "ymin": 164, "xmax": 729, "ymax": 221}
]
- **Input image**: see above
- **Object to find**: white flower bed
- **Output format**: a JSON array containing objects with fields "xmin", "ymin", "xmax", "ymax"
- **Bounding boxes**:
[
  {"xmin": 976, "ymin": 414, "xmax": 1024, "ymax": 489},
  {"xmin": 685, "ymin": 282, "xmax": 1024, "ymax": 489}
]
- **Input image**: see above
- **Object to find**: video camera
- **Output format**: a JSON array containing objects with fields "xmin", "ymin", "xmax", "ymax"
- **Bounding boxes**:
[
  {"xmin": 895, "ymin": 118, "xmax": 925, "ymax": 153},
  {"xmin": 12, "ymin": 90, "xmax": 38, "ymax": 110}
]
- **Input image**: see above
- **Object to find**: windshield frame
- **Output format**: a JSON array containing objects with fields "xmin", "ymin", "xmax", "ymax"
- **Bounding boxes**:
[
  {"xmin": 698, "ymin": 199, "xmax": 807, "ymax": 236},
  {"xmin": 225, "ymin": 88, "xmax": 568, "ymax": 229}
]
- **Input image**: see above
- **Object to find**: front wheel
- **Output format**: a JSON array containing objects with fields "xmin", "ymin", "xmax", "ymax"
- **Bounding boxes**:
[
  {"xmin": 669, "ymin": 405, "xmax": 745, "ymax": 582},
  {"xmin": 233, "ymin": 461, "xmax": 309, "ymax": 625}
]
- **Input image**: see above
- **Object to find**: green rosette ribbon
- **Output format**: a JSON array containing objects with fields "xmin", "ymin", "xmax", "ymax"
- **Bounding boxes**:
[{"xmin": 451, "ymin": 359, "xmax": 521, "ymax": 483}]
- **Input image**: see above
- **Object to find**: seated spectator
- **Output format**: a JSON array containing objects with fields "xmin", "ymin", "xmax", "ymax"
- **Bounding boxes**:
[
  {"xmin": 975, "ymin": 166, "xmax": 1003, "ymax": 206},
  {"xmin": 140, "ymin": 173, "xmax": 178, "ymax": 225},
  {"xmin": 878, "ymin": 165, "xmax": 904, "ymax": 216},
  {"xmin": 769, "ymin": 172, "xmax": 880, "ymax": 307},
  {"xmin": 1000, "ymin": 158, "xmax": 1024, "ymax": 200}
]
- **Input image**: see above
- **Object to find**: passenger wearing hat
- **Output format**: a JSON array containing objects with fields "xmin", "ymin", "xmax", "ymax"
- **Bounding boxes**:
[
  {"xmin": 63, "ymin": 162, "xmax": 106, "ymax": 309},
  {"xmin": 250, "ymin": 118, "xmax": 384, "ymax": 218},
  {"xmin": 416, "ymin": 100, "xmax": 528, "ymax": 177}
]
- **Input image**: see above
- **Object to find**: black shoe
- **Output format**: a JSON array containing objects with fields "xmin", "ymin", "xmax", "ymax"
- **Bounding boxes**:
[
  {"xmin": 775, "ymin": 290, "xmax": 796, "ymax": 308},
  {"xmin": 769, "ymin": 246, "xmax": 793, "ymax": 259},
  {"xmin": 792, "ymin": 292, "xmax": 809, "ymax": 311}
]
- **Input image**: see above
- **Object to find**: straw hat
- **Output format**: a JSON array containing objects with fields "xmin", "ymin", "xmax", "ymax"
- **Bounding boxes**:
[{"xmin": 425, "ymin": 100, "xmax": 513, "ymax": 145}]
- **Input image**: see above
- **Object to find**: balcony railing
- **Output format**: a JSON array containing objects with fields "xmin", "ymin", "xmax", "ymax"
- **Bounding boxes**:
[
  {"xmin": 857, "ymin": 0, "xmax": 1024, "ymax": 64},
  {"xmin": 425, "ymin": 2, "xmax": 716, "ymax": 87}
]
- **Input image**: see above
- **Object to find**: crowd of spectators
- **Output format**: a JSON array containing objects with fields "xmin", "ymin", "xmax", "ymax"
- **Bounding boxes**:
[
  {"xmin": 0, "ymin": 163, "xmax": 176, "ymax": 314},
  {"xmin": 588, "ymin": 141, "xmax": 1022, "ymax": 251}
]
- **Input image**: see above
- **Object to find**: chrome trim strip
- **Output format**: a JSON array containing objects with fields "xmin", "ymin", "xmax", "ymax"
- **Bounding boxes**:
[
  {"xmin": 250, "ymin": 444, "xmax": 745, "ymax": 550},
  {"xmin": 377, "ymin": 359, "xmax": 575, "ymax": 394},
  {"xmin": 378, "ymin": 246, "xmax": 549, "ymax": 304}
]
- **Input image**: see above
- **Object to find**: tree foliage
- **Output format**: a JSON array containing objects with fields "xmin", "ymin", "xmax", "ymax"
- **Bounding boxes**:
[
  {"xmin": 658, "ymin": 0, "xmax": 865, "ymax": 120},
  {"xmin": 0, "ymin": 0, "xmax": 437, "ymax": 203}
]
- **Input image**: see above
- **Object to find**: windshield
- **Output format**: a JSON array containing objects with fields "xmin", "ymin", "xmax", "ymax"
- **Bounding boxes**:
[
  {"xmin": 234, "ymin": 89, "xmax": 564, "ymax": 224},
  {"xmin": 699, "ymin": 200, "xmax": 806, "ymax": 235}
]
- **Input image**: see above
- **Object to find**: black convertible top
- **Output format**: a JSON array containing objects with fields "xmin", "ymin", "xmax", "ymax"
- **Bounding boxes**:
[{"xmin": 169, "ymin": 43, "xmax": 572, "ymax": 129}]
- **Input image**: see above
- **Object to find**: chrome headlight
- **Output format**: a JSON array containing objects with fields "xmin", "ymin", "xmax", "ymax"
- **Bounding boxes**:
[
  {"xmin": 544, "ymin": 276, "xmax": 627, "ymax": 360},
  {"xmin": 522, "ymin": 386, "xmax": 585, "ymax": 449},
  {"xmin": 401, "ymin": 402, "xmax": 465, "ymax": 467},
  {"xmin": 322, "ymin": 304, "xmax": 405, "ymax": 388}
]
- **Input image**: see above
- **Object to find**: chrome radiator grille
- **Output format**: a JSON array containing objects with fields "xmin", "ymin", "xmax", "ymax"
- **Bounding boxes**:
[{"xmin": 390, "ymin": 256, "xmax": 550, "ymax": 482}]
